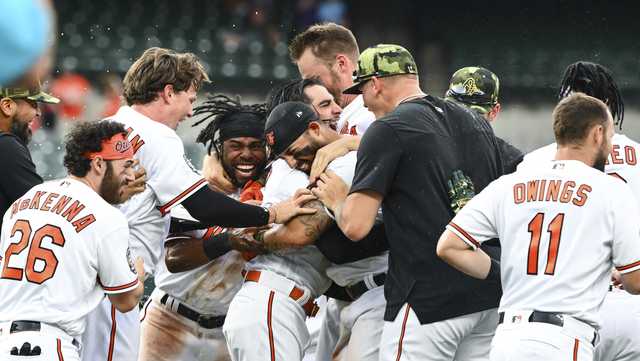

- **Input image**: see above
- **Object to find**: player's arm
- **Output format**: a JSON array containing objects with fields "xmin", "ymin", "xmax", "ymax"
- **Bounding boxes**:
[
  {"xmin": 0, "ymin": 136, "xmax": 43, "ymax": 201},
  {"xmin": 315, "ymin": 222, "xmax": 388, "ymax": 264},
  {"xmin": 107, "ymin": 257, "xmax": 145, "ymax": 312},
  {"xmin": 611, "ymin": 184, "xmax": 640, "ymax": 295},
  {"xmin": 436, "ymin": 230, "xmax": 495, "ymax": 279},
  {"xmin": 259, "ymin": 196, "xmax": 333, "ymax": 251},
  {"xmin": 309, "ymin": 135, "xmax": 361, "ymax": 182}
]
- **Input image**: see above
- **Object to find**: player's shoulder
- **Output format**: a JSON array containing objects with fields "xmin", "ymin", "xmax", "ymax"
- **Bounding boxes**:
[
  {"xmin": 518, "ymin": 143, "xmax": 556, "ymax": 170},
  {"xmin": 327, "ymin": 151, "xmax": 357, "ymax": 170},
  {"xmin": 108, "ymin": 106, "xmax": 179, "ymax": 141}
]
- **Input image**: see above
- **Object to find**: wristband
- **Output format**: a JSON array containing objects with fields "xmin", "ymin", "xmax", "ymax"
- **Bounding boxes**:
[
  {"xmin": 486, "ymin": 258, "xmax": 501, "ymax": 281},
  {"xmin": 202, "ymin": 232, "xmax": 232, "ymax": 260}
]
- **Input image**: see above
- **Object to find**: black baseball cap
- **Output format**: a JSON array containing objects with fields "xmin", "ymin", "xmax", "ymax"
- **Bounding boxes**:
[{"xmin": 264, "ymin": 101, "xmax": 318, "ymax": 160}]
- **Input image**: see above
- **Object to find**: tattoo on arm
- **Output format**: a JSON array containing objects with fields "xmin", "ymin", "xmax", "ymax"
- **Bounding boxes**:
[{"xmin": 263, "ymin": 199, "xmax": 332, "ymax": 251}]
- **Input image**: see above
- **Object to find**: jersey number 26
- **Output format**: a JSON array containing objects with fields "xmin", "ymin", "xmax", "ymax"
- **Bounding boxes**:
[
  {"xmin": 527, "ymin": 212, "xmax": 565, "ymax": 275},
  {"xmin": 1, "ymin": 219, "xmax": 66, "ymax": 284}
]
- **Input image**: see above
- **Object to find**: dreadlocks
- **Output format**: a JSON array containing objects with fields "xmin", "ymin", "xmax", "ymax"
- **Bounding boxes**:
[
  {"xmin": 558, "ymin": 61, "xmax": 624, "ymax": 129},
  {"xmin": 266, "ymin": 77, "xmax": 323, "ymax": 113},
  {"xmin": 193, "ymin": 94, "xmax": 268, "ymax": 155}
]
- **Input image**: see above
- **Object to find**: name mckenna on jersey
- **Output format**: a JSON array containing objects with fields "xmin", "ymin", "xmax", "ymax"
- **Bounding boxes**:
[
  {"xmin": 9, "ymin": 191, "xmax": 96, "ymax": 233},
  {"xmin": 513, "ymin": 179, "xmax": 591, "ymax": 207}
]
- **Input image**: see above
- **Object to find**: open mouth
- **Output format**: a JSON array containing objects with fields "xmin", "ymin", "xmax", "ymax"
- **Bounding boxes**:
[{"xmin": 234, "ymin": 164, "xmax": 256, "ymax": 176}]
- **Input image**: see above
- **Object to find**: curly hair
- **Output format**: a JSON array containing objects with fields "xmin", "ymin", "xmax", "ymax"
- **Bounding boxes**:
[
  {"xmin": 192, "ymin": 94, "xmax": 268, "ymax": 155},
  {"xmin": 123, "ymin": 47, "xmax": 209, "ymax": 105},
  {"xmin": 559, "ymin": 61, "xmax": 624, "ymax": 129},
  {"xmin": 63, "ymin": 121, "xmax": 128, "ymax": 177}
]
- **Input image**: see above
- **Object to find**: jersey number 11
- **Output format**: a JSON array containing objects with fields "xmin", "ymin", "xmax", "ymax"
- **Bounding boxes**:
[{"xmin": 527, "ymin": 212, "xmax": 565, "ymax": 275}]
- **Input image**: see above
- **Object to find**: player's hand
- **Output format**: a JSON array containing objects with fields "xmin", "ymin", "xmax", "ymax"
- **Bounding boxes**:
[
  {"xmin": 268, "ymin": 191, "xmax": 317, "ymax": 224},
  {"xmin": 612, "ymin": 269, "xmax": 624, "ymax": 289},
  {"xmin": 203, "ymin": 154, "xmax": 236, "ymax": 194},
  {"xmin": 121, "ymin": 160, "xmax": 147, "ymax": 201},
  {"xmin": 311, "ymin": 170, "xmax": 349, "ymax": 211},
  {"xmin": 309, "ymin": 136, "xmax": 359, "ymax": 183},
  {"xmin": 447, "ymin": 170, "xmax": 475, "ymax": 214},
  {"xmin": 228, "ymin": 227, "xmax": 268, "ymax": 254}
]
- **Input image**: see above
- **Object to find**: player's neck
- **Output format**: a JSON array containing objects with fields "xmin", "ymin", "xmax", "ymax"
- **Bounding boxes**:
[
  {"xmin": 341, "ymin": 94, "xmax": 357, "ymax": 108},
  {"xmin": 69, "ymin": 175, "xmax": 101, "ymax": 194},
  {"xmin": 554, "ymin": 146, "xmax": 595, "ymax": 168},
  {"xmin": 131, "ymin": 103, "xmax": 172, "ymax": 128}
]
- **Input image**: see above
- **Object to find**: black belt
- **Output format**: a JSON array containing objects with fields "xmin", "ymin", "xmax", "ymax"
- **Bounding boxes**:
[
  {"xmin": 344, "ymin": 273, "xmax": 386, "ymax": 302},
  {"xmin": 9, "ymin": 321, "xmax": 80, "ymax": 347},
  {"xmin": 498, "ymin": 311, "xmax": 597, "ymax": 346},
  {"xmin": 160, "ymin": 294, "xmax": 225, "ymax": 329}
]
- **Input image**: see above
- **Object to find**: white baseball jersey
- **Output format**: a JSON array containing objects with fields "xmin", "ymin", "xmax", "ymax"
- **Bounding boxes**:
[
  {"xmin": 522, "ymin": 133, "xmax": 640, "ymax": 200},
  {"xmin": 447, "ymin": 159, "xmax": 640, "ymax": 328},
  {"xmin": 0, "ymin": 178, "xmax": 138, "ymax": 337},
  {"xmin": 323, "ymin": 151, "xmax": 388, "ymax": 287},
  {"xmin": 153, "ymin": 203, "xmax": 245, "ymax": 315},
  {"xmin": 107, "ymin": 106, "xmax": 207, "ymax": 275},
  {"xmin": 337, "ymin": 95, "xmax": 376, "ymax": 136},
  {"xmin": 247, "ymin": 159, "xmax": 331, "ymax": 297}
]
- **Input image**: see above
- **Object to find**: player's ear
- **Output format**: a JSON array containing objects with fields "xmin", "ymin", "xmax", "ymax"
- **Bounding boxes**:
[
  {"xmin": 160, "ymin": 84, "xmax": 174, "ymax": 104},
  {"xmin": 334, "ymin": 54, "xmax": 348, "ymax": 74},
  {"xmin": 0, "ymin": 98, "xmax": 16, "ymax": 117},
  {"xmin": 92, "ymin": 157, "xmax": 107, "ymax": 176},
  {"xmin": 308, "ymin": 121, "xmax": 321, "ymax": 136}
]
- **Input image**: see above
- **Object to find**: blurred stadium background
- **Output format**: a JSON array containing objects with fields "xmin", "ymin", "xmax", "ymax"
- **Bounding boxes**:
[{"xmin": 34, "ymin": 0, "xmax": 640, "ymax": 179}]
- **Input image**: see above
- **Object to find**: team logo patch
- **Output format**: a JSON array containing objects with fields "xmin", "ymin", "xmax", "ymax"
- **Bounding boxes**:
[
  {"xmin": 265, "ymin": 131, "xmax": 275, "ymax": 146},
  {"xmin": 115, "ymin": 140, "xmax": 132, "ymax": 153},
  {"xmin": 295, "ymin": 111, "xmax": 303, "ymax": 118},
  {"xmin": 511, "ymin": 315, "xmax": 522, "ymax": 323},
  {"xmin": 463, "ymin": 78, "xmax": 484, "ymax": 96}
]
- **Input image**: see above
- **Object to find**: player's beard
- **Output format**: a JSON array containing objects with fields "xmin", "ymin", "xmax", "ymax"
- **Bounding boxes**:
[
  {"xmin": 221, "ymin": 153, "xmax": 267, "ymax": 189},
  {"xmin": 10, "ymin": 117, "xmax": 32, "ymax": 144},
  {"xmin": 100, "ymin": 162, "xmax": 125, "ymax": 204},
  {"xmin": 593, "ymin": 147, "xmax": 608, "ymax": 172}
]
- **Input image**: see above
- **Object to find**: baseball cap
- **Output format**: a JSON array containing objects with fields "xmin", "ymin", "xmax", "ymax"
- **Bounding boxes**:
[
  {"xmin": 264, "ymin": 101, "xmax": 318, "ymax": 160},
  {"xmin": 0, "ymin": 84, "xmax": 60, "ymax": 104},
  {"xmin": 343, "ymin": 44, "xmax": 418, "ymax": 95},
  {"xmin": 445, "ymin": 67, "xmax": 499, "ymax": 113},
  {"xmin": 0, "ymin": 0, "xmax": 52, "ymax": 84}
]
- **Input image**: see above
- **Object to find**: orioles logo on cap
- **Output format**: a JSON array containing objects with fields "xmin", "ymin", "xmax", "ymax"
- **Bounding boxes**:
[
  {"xmin": 265, "ymin": 131, "xmax": 275, "ymax": 146},
  {"xmin": 115, "ymin": 140, "xmax": 132, "ymax": 153}
]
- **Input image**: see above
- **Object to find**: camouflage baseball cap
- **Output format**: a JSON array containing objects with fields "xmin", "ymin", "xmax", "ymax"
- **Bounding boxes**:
[
  {"xmin": 343, "ymin": 44, "xmax": 418, "ymax": 95},
  {"xmin": 445, "ymin": 67, "xmax": 499, "ymax": 113},
  {"xmin": 0, "ymin": 84, "xmax": 59, "ymax": 104}
]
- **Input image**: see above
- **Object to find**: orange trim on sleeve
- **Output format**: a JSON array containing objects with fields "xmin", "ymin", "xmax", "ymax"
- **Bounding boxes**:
[
  {"xmin": 102, "ymin": 278, "xmax": 139, "ymax": 292},
  {"xmin": 448, "ymin": 222, "xmax": 481, "ymax": 248},
  {"xmin": 158, "ymin": 178, "xmax": 207, "ymax": 216},
  {"xmin": 616, "ymin": 260, "xmax": 640, "ymax": 272}
]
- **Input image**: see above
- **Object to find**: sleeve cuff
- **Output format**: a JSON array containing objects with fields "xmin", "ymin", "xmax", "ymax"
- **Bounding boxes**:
[
  {"xmin": 157, "ymin": 178, "xmax": 208, "ymax": 216},
  {"xmin": 616, "ymin": 260, "xmax": 640, "ymax": 274},
  {"xmin": 100, "ymin": 278, "xmax": 140, "ymax": 294},
  {"xmin": 446, "ymin": 222, "xmax": 480, "ymax": 250}
]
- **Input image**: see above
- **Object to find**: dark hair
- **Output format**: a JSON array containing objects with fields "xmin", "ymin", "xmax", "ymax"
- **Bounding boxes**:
[
  {"xmin": 553, "ymin": 93, "xmax": 610, "ymax": 146},
  {"xmin": 192, "ymin": 94, "xmax": 267, "ymax": 155},
  {"xmin": 266, "ymin": 77, "xmax": 324, "ymax": 113},
  {"xmin": 558, "ymin": 61, "xmax": 624, "ymax": 128},
  {"xmin": 289, "ymin": 23, "xmax": 359, "ymax": 64},
  {"xmin": 123, "ymin": 47, "xmax": 209, "ymax": 105},
  {"xmin": 63, "ymin": 121, "xmax": 128, "ymax": 177}
]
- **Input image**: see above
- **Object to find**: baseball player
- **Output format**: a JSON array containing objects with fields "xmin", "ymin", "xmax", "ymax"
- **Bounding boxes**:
[
  {"xmin": 81, "ymin": 47, "xmax": 314, "ymax": 361},
  {"xmin": 137, "ymin": 95, "xmax": 271, "ymax": 361},
  {"xmin": 445, "ymin": 66, "xmax": 524, "ymax": 174},
  {"xmin": 437, "ymin": 93, "xmax": 640, "ymax": 361},
  {"xmin": 520, "ymin": 61, "xmax": 640, "ymax": 361},
  {"xmin": 0, "ymin": 120, "xmax": 145, "ymax": 360},
  {"xmin": 252, "ymin": 101, "xmax": 388, "ymax": 361}
]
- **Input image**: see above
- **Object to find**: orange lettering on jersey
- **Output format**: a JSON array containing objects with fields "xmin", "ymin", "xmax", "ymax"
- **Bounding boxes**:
[
  {"xmin": 537, "ymin": 180, "xmax": 547, "ymax": 201},
  {"xmin": 572, "ymin": 184, "xmax": 592, "ymax": 207},
  {"xmin": 545, "ymin": 180, "xmax": 561, "ymax": 202},
  {"xmin": 61, "ymin": 200, "xmax": 85, "ymax": 222},
  {"xmin": 72, "ymin": 214, "xmax": 96, "ymax": 233},
  {"xmin": 40, "ymin": 193, "xmax": 59, "ymax": 211},
  {"xmin": 611, "ymin": 145, "xmax": 624, "ymax": 164},
  {"xmin": 559, "ymin": 181, "xmax": 575, "ymax": 203},
  {"xmin": 527, "ymin": 180, "xmax": 540, "ymax": 202},
  {"xmin": 126, "ymin": 127, "xmax": 145, "ymax": 153},
  {"xmin": 625, "ymin": 146, "xmax": 637, "ymax": 165},
  {"xmin": 50, "ymin": 196, "xmax": 72, "ymax": 215},
  {"xmin": 29, "ymin": 191, "xmax": 46, "ymax": 209},
  {"xmin": 11, "ymin": 200, "xmax": 20, "ymax": 217},
  {"xmin": 19, "ymin": 199, "xmax": 30, "ymax": 211},
  {"xmin": 513, "ymin": 183, "xmax": 526, "ymax": 204}
]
